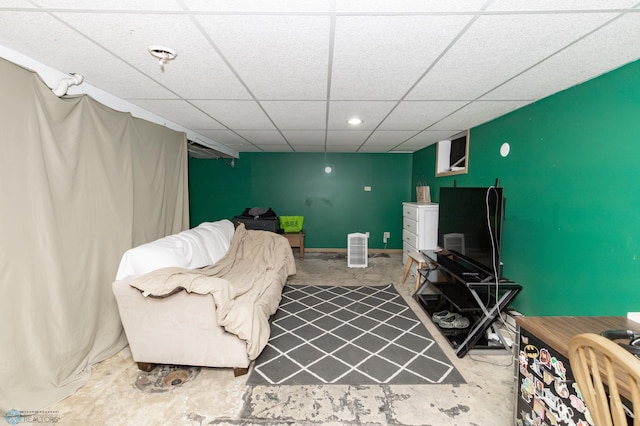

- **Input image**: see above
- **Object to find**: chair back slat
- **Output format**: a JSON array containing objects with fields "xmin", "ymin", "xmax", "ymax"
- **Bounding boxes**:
[{"xmin": 568, "ymin": 333, "xmax": 640, "ymax": 426}]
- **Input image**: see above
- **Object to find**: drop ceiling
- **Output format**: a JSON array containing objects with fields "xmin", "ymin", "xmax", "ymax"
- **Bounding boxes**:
[{"xmin": 1, "ymin": 1, "xmax": 639, "ymax": 157}]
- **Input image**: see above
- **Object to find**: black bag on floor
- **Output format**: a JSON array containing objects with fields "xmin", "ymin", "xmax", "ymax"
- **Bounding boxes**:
[{"xmin": 233, "ymin": 207, "xmax": 282, "ymax": 233}]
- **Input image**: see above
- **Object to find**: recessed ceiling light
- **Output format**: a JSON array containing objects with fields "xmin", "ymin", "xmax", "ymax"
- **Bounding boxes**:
[{"xmin": 347, "ymin": 118, "xmax": 363, "ymax": 126}]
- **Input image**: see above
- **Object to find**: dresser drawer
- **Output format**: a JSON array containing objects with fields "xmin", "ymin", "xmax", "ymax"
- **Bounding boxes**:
[
  {"xmin": 402, "ymin": 240, "xmax": 418, "ymax": 265},
  {"xmin": 403, "ymin": 204, "xmax": 418, "ymax": 221},
  {"xmin": 403, "ymin": 217, "xmax": 418, "ymax": 234},
  {"xmin": 403, "ymin": 229, "xmax": 418, "ymax": 248},
  {"xmin": 402, "ymin": 242, "xmax": 417, "ymax": 258}
]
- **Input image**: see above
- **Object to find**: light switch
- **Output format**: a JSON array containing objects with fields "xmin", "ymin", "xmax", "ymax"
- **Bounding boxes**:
[{"xmin": 364, "ymin": 186, "xmax": 371, "ymax": 191}]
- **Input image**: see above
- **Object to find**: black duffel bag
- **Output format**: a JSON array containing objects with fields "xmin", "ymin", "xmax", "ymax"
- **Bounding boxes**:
[{"xmin": 233, "ymin": 207, "xmax": 282, "ymax": 233}]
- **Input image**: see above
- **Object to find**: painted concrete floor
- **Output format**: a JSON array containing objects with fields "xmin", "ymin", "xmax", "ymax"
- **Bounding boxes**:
[{"xmin": 49, "ymin": 252, "xmax": 516, "ymax": 425}]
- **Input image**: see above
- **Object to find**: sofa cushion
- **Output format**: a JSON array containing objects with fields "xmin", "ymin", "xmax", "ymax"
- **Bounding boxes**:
[{"xmin": 115, "ymin": 219, "xmax": 235, "ymax": 280}]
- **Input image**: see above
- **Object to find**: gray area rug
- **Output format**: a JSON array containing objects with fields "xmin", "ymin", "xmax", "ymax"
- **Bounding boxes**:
[{"xmin": 248, "ymin": 284, "xmax": 465, "ymax": 386}]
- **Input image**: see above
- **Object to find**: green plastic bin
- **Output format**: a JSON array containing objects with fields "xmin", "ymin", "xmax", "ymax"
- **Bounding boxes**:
[{"xmin": 279, "ymin": 216, "xmax": 304, "ymax": 233}]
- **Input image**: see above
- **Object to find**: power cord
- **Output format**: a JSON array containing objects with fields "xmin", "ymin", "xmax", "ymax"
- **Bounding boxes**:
[
  {"xmin": 484, "ymin": 186, "xmax": 517, "ymax": 332},
  {"xmin": 483, "ymin": 186, "xmax": 520, "ymax": 336},
  {"xmin": 469, "ymin": 353, "xmax": 515, "ymax": 367}
]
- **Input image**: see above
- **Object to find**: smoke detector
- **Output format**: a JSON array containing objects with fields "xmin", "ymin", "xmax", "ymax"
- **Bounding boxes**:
[{"xmin": 148, "ymin": 45, "xmax": 177, "ymax": 70}]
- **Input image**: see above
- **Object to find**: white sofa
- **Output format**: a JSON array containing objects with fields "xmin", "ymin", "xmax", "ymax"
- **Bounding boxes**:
[{"xmin": 112, "ymin": 220, "xmax": 296, "ymax": 375}]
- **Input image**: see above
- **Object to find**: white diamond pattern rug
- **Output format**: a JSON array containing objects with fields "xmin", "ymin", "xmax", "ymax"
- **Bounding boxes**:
[{"xmin": 247, "ymin": 284, "xmax": 465, "ymax": 386}]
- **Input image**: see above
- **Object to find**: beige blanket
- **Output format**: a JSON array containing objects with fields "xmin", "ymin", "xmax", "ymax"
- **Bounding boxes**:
[{"xmin": 128, "ymin": 224, "xmax": 296, "ymax": 360}]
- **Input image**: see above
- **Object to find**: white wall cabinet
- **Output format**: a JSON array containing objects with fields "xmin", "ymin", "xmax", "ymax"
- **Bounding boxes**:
[{"xmin": 402, "ymin": 203, "xmax": 439, "ymax": 275}]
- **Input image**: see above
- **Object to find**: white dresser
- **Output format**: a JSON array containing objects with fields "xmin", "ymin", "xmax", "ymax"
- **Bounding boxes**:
[{"xmin": 402, "ymin": 202, "xmax": 439, "ymax": 270}]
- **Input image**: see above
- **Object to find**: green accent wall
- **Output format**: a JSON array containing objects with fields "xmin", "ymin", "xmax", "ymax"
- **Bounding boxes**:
[
  {"xmin": 189, "ymin": 152, "xmax": 412, "ymax": 249},
  {"xmin": 412, "ymin": 59, "xmax": 640, "ymax": 316}
]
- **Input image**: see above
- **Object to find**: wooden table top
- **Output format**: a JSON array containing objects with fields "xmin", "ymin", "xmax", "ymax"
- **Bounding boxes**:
[{"xmin": 516, "ymin": 316, "xmax": 640, "ymax": 358}]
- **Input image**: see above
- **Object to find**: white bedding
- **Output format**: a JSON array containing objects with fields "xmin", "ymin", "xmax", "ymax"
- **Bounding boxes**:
[{"xmin": 115, "ymin": 219, "xmax": 235, "ymax": 280}]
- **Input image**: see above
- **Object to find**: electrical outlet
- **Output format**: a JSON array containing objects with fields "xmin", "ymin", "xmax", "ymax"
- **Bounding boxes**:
[
  {"xmin": 365, "ymin": 232, "xmax": 370, "ymax": 238},
  {"xmin": 383, "ymin": 231, "xmax": 390, "ymax": 243}
]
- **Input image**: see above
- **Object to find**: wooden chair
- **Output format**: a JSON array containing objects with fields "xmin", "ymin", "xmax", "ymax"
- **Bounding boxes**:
[{"xmin": 568, "ymin": 333, "xmax": 640, "ymax": 426}]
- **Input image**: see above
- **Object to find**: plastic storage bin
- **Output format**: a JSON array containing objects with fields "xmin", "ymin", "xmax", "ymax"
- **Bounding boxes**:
[{"xmin": 279, "ymin": 216, "xmax": 304, "ymax": 233}]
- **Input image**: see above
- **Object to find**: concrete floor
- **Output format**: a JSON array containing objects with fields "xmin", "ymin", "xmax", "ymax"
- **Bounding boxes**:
[{"xmin": 49, "ymin": 252, "xmax": 516, "ymax": 425}]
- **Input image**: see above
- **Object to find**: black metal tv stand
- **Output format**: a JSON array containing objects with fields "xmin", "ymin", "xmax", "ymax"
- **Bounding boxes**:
[{"xmin": 415, "ymin": 251, "xmax": 522, "ymax": 358}]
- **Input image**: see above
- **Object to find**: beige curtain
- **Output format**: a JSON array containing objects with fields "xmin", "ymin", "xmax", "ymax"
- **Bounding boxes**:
[{"xmin": 0, "ymin": 57, "xmax": 188, "ymax": 411}]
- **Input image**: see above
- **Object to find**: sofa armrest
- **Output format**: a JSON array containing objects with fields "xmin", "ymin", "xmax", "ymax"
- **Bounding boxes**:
[{"xmin": 112, "ymin": 278, "xmax": 250, "ymax": 368}]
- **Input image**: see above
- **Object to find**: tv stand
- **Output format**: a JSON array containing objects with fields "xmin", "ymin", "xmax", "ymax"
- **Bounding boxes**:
[{"xmin": 415, "ymin": 251, "xmax": 522, "ymax": 358}]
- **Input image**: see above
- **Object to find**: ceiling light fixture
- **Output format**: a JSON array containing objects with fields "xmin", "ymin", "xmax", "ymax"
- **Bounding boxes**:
[
  {"xmin": 347, "ymin": 117, "xmax": 363, "ymax": 126},
  {"xmin": 148, "ymin": 45, "xmax": 177, "ymax": 71}
]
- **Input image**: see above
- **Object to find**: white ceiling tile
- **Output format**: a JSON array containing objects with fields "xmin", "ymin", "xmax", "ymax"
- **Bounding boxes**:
[
  {"xmin": 331, "ymin": 15, "xmax": 473, "ymax": 100},
  {"xmin": 325, "ymin": 145, "xmax": 361, "ymax": 152},
  {"xmin": 196, "ymin": 129, "xmax": 252, "ymax": 147},
  {"xmin": 192, "ymin": 100, "xmax": 275, "ymax": 130},
  {"xmin": 281, "ymin": 130, "xmax": 326, "ymax": 145},
  {"xmin": 392, "ymin": 142, "xmax": 431, "ymax": 152},
  {"xmin": 235, "ymin": 130, "xmax": 287, "ymax": 145},
  {"xmin": 326, "ymin": 130, "xmax": 371, "ymax": 145},
  {"xmin": 365, "ymin": 130, "xmax": 417, "ymax": 145},
  {"xmin": 33, "ymin": 0, "xmax": 182, "ymax": 10},
  {"xmin": 487, "ymin": 0, "xmax": 639, "ymax": 11},
  {"xmin": 54, "ymin": 12, "xmax": 251, "ymax": 100},
  {"xmin": 236, "ymin": 146, "xmax": 262, "ymax": 152},
  {"xmin": 328, "ymin": 101, "xmax": 396, "ymax": 130},
  {"xmin": 358, "ymin": 145, "xmax": 395, "ymax": 152},
  {"xmin": 290, "ymin": 144, "xmax": 326, "ymax": 152},
  {"xmin": 260, "ymin": 144, "xmax": 294, "ymax": 152},
  {"xmin": 430, "ymin": 100, "xmax": 530, "ymax": 130},
  {"xmin": 379, "ymin": 101, "xmax": 469, "ymax": 130},
  {"xmin": 131, "ymin": 99, "xmax": 225, "ymax": 129},
  {"xmin": 183, "ymin": 0, "xmax": 332, "ymax": 13},
  {"xmin": 482, "ymin": 13, "xmax": 640, "ymax": 101},
  {"xmin": 407, "ymin": 13, "xmax": 619, "ymax": 101},
  {"xmin": 403, "ymin": 130, "xmax": 462, "ymax": 147},
  {"xmin": 196, "ymin": 15, "xmax": 330, "ymax": 100},
  {"xmin": 37, "ymin": 0, "xmax": 182, "ymax": 11},
  {"xmin": 260, "ymin": 101, "xmax": 326, "ymax": 130},
  {"xmin": 0, "ymin": 1, "xmax": 36, "ymax": 7},
  {"xmin": 336, "ymin": 0, "xmax": 488, "ymax": 13}
]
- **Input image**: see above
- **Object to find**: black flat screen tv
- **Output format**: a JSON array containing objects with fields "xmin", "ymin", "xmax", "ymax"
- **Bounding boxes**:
[{"xmin": 437, "ymin": 186, "xmax": 505, "ymax": 280}]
